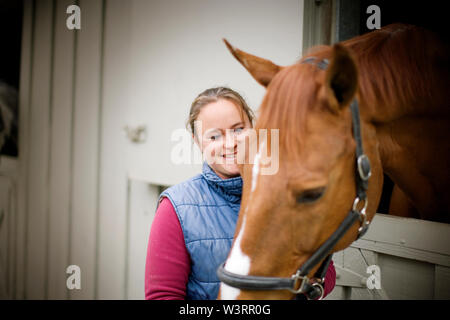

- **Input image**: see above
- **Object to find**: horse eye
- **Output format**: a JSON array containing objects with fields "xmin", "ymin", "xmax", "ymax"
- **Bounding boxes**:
[{"xmin": 296, "ymin": 187, "xmax": 326, "ymax": 204}]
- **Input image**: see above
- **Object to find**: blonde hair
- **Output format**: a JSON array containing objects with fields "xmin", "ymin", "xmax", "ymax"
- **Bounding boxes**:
[{"xmin": 186, "ymin": 87, "xmax": 255, "ymax": 137}]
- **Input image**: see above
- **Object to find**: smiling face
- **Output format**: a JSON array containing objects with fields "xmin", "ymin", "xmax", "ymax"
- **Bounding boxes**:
[{"xmin": 194, "ymin": 98, "xmax": 252, "ymax": 179}]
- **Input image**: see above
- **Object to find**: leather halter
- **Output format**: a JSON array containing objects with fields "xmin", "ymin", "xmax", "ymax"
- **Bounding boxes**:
[{"xmin": 217, "ymin": 57, "xmax": 372, "ymax": 300}]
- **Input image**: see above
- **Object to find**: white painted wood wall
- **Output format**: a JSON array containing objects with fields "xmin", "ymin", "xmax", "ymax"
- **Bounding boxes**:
[
  {"xmin": 8, "ymin": 0, "xmax": 303, "ymax": 299},
  {"xmin": 325, "ymin": 214, "xmax": 450, "ymax": 300},
  {"xmin": 0, "ymin": 156, "xmax": 17, "ymax": 299}
]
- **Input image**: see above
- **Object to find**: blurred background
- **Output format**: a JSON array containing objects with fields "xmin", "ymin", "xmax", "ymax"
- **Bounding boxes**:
[{"xmin": 0, "ymin": 0, "xmax": 448, "ymax": 300}]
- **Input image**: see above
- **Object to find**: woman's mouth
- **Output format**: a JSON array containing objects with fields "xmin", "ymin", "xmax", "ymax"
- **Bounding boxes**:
[{"xmin": 222, "ymin": 152, "xmax": 237, "ymax": 159}]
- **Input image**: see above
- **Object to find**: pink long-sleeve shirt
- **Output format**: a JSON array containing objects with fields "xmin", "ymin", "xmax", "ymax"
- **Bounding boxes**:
[{"xmin": 145, "ymin": 197, "xmax": 336, "ymax": 300}]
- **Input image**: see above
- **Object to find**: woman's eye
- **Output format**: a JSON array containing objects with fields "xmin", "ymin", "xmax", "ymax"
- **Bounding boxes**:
[
  {"xmin": 296, "ymin": 187, "xmax": 326, "ymax": 204},
  {"xmin": 209, "ymin": 133, "xmax": 221, "ymax": 141},
  {"xmin": 233, "ymin": 127, "xmax": 244, "ymax": 134}
]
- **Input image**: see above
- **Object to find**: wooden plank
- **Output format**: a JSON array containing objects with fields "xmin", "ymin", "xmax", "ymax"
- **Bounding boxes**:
[
  {"xmin": 342, "ymin": 247, "xmax": 368, "ymax": 277},
  {"xmin": 434, "ymin": 265, "xmax": 450, "ymax": 299},
  {"xmin": 332, "ymin": 250, "xmax": 344, "ymax": 266},
  {"xmin": 24, "ymin": 0, "xmax": 53, "ymax": 299},
  {"xmin": 125, "ymin": 180, "xmax": 158, "ymax": 299},
  {"xmin": 332, "ymin": 247, "xmax": 391, "ymax": 300},
  {"xmin": 8, "ymin": 176, "xmax": 17, "ymax": 299},
  {"xmin": 362, "ymin": 213, "xmax": 450, "ymax": 256},
  {"xmin": 0, "ymin": 156, "xmax": 18, "ymax": 298},
  {"xmin": 332, "ymin": 215, "xmax": 450, "ymax": 300},
  {"xmin": 96, "ymin": 0, "xmax": 130, "ymax": 299},
  {"xmin": 47, "ymin": 0, "xmax": 75, "ymax": 300},
  {"xmin": 69, "ymin": 0, "xmax": 103, "ymax": 300},
  {"xmin": 352, "ymin": 238, "xmax": 450, "ymax": 267},
  {"xmin": 16, "ymin": 0, "xmax": 33, "ymax": 300},
  {"xmin": 0, "ymin": 176, "xmax": 11, "ymax": 298},
  {"xmin": 378, "ymin": 254, "xmax": 434, "ymax": 299},
  {"xmin": 302, "ymin": 0, "xmax": 334, "ymax": 53},
  {"xmin": 324, "ymin": 285, "xmax": 346, "ymax": 300},
  {"xmin": 0, "ymin": 156, "xmax": 19, "ymax": 178},
  {"xmin": 360, "ymin": 249, "xmax": 378, "ymax": 267},
  {"xmin": 349, "ymin": 287, "xmax": 375, "ymax": 300},
  {"xmin": 334, "ymin": 264, "xmax": 366, "ymax": 288}
]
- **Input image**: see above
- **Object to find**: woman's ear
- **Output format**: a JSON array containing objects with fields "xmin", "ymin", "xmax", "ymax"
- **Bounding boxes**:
[{"xmin": 325, "ymin": 44, "xmax": 358, "ymax": 109}]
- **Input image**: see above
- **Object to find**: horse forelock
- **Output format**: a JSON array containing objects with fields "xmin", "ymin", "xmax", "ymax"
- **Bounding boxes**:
[{"xmin": 255, "ymin": 63, "xmax": 326, "ymax": 162}]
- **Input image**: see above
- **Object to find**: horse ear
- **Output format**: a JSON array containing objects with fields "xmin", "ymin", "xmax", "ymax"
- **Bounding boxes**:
[
  {"xmin": 325, "ymin": 44, "xmax": 358, "ymax": 108},
  {"xmin": 223, "ymin": 39, "xmax": 282, "ymax": 87}
]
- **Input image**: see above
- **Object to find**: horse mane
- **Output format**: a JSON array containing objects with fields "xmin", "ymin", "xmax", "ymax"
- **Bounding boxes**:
[
  {"xmin": 256, "ymin": 23, "xmax": 449, "ymax": 159},
  {"xmin": 342, "ymin": 23, "xmax": 448, "ymax": 118}
]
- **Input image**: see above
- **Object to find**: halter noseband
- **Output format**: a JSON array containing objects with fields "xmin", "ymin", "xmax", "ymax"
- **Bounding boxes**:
[{"xmin": 217, "ymin": 57, "xmax": 372, "ymax": 300}]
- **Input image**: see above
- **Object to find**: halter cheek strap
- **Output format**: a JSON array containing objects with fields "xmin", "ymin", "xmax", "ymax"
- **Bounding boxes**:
[{"xmin": 350, "ymin": 99, "xmax": 371, "ymax": 236}]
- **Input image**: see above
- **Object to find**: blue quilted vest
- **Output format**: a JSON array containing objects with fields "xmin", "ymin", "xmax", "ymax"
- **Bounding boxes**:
[{"xmin": 159, "ymin": 162, "xmax": 242, "ymax": 300}]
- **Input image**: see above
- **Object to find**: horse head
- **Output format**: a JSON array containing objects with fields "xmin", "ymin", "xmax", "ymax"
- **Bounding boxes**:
[{"xmin": 218, "ymin": 40, "xmax": 384, "ymax": 299}]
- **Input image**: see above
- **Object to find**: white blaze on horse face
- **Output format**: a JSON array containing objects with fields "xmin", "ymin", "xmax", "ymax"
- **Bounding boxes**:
[
  {"xmin": 251, "ymin": 141, "xmax": 264, "ymax": 192},
  {"xmin": 221, "ymin": 213, "xmax": 250, "ymax": 300},
  {"xmin": 221, "ymin": 142, "xmax": 265, "ymax": 299}
]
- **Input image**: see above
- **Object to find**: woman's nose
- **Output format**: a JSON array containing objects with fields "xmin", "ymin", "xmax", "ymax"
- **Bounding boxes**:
[{"xmin": 224, "ymin": 130, "xmax": 237, "ymax": 149}]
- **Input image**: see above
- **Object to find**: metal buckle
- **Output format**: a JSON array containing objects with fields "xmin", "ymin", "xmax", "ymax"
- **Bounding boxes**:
[
  {"xmin": 353, "ymin": 197, "xmax": 370, "ymax": 237},
  {"xmin": 357, "ymin": 154, "xmax": 372, "ymax": 181},
  {"xmin": 352, "ymin": 196, "xmax": 367, "ymax": 213},
  {"xmin": 289, "ymin": 271, "xmax": 309, "ymax": 294},
  {"xmin": 316, "ymin": 59, "xmax": 329, "ymax": 70}
]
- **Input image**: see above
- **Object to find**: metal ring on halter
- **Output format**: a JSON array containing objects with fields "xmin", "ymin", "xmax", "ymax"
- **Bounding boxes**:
[
  {"xmin": 289, "ymin": 271, "xmax": 309, "ymax": 294},
  {"xmin": 309, "ymin": 282, "xmax": 325, "ymax": 300}
]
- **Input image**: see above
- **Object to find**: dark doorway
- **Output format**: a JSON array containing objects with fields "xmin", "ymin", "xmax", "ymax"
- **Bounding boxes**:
[
  {"xmin": 359, "ymin": 0, "xmax": 448, "ymax": 41},
  {"xmin": 0, "ymin": 0, "xmax": 22, "ymax": 157},
  {"xmin": 360, "ymin": 0, "xmax": 447, "ymax": 213}
]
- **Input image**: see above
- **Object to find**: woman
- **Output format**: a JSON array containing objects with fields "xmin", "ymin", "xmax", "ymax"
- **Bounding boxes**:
[{"xmin": 145, "ymin": 87, "xmax": 336, "ymax": 300}]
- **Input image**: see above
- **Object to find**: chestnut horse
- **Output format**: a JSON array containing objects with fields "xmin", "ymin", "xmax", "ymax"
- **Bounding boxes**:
[{"xmin": 217, "ymin": 24, "xmax": 450, "ymax": 299}]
